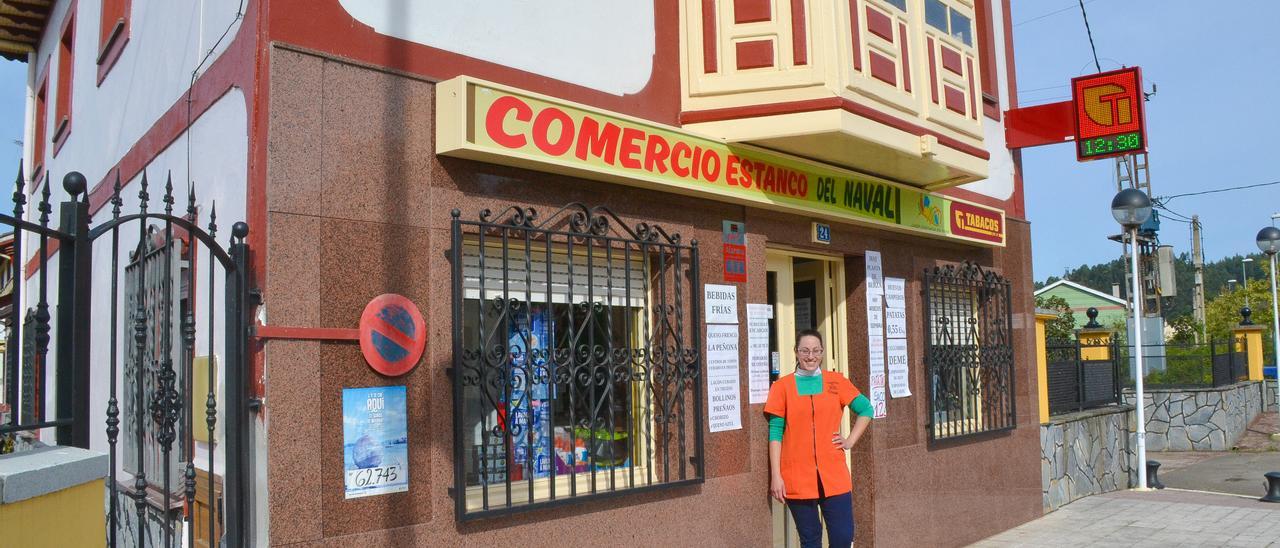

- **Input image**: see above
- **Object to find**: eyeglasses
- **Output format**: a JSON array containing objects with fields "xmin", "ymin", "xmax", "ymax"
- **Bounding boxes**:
[{"xmin": 797, "ymin": 348, "xmax": 824, "ymax": 356}]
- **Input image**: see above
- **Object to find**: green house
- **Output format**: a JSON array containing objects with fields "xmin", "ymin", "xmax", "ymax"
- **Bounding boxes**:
[{"xmin": 1034, "ymin": 279, "xmax": 1128, "ymax": 330}]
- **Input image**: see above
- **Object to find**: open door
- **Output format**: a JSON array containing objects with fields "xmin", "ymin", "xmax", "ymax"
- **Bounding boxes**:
[{"xmin": 766, "ymin": 249, "xmax": 849, "ymax": 548}]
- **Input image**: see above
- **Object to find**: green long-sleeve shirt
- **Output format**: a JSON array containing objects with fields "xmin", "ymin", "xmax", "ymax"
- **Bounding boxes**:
[{"xmin": 767, "ymin": 373, "xmax": 873, "ymax": 442}]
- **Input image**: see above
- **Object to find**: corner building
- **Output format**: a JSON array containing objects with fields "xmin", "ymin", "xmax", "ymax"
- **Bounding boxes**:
[{"xmin": 16, "ymin": 0, "xmax": 1041, "ymax": 546}]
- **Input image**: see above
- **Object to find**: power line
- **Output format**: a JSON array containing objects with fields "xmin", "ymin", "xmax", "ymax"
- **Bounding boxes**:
[
  {"xmin": 1159, "ymin": 180, "xmax": 1280, "ymax": 202},
  {"xmin": 1077, "ymin": 0, "xmax": 1102, "ymax": 73},
  {"xmin": 1015, "ymin": 0, "xmax": 1100, "ymax": 27}
]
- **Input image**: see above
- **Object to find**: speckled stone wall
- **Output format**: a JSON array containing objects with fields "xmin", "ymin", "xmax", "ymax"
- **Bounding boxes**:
[
  {"xmin": 261, "ymin": 45, "xmax": 1042, "ymax": 547},
  {"xmin": 1040, "ymin": 406, "xmax": 1134, "ymax": 513},
  {"xmin": 1122, "ymin": 381, "xmax": 1275, "ymax": 452}
]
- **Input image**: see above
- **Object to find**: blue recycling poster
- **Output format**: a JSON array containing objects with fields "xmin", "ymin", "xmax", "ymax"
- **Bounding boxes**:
[{"xmin": 342, "ymin": 386, "xmax": 409, "ymax": 498}]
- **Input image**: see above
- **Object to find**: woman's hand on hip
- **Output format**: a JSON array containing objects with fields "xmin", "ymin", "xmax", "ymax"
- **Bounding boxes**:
[
  {"xmin": 770, "ymin": 473, "xmax": 786, "ymax": 503},
  {"xmin": 832, "ymin": 432, "xmax": 854, "ymax": 451}
]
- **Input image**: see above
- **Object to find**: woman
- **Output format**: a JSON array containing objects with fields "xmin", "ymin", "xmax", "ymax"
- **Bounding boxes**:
[{"xmin": 764, "ymin": 329, "xmax": 874, "ymax": 548}]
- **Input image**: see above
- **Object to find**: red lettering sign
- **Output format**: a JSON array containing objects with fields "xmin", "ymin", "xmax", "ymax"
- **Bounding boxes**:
[{"xmin": 948, "ymin": 202, "xmax": 1004, "ymax": 244}]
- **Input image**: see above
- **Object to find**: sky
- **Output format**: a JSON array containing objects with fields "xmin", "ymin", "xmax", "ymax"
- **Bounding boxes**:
[
  {"xmin": 0, "ymin": 3, "xmax": 1276, "ymax": 282},
  {"xmin": 1010, "ymin": 0, "xmax": 1280, "ymax": 282}
]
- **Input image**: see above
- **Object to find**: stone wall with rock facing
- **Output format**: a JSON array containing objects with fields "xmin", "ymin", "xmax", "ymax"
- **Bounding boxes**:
[
  {"xmin": 1123, "ymin": 380, "xmax": 1274, "ymax": 452},
  {"xmin": 1040, "ymin": 406, "xmax": 1134, "ymax": 513},
  {"xmin": 1040, "ymin": 380, "xmax": 1278, "ymax": 514}
]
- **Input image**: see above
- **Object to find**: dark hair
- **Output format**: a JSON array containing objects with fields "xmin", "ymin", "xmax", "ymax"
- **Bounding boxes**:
[{"xmin": 795, "ymin": 329, "xmax": 824, "ymax": 349}]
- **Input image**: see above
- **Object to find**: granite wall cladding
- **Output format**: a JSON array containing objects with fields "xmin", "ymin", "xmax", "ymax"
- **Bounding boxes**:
[
  {"xmin": 1040, "ymin": 406, "xmax": 1134, "ymax": 513},
  {"xmin": 1123, "ymin": 381, "xmax": 1275, "ymax": 452}
]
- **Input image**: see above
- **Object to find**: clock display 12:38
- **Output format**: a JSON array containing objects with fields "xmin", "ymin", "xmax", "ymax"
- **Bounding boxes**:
[{"xmin": 1079, "ymin": 131, "xmax": 1143, "ymax": 158}]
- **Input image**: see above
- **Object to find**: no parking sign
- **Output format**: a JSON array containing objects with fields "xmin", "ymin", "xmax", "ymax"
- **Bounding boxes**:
[{"xmin": 358, "ymin": 294, "xmax": 426, "ymax": 376}]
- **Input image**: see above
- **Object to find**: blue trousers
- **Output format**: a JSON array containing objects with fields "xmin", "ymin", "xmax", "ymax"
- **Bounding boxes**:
[{"xmin": 787, "ymin": 491, "xmax": 854, "ymax": 548}]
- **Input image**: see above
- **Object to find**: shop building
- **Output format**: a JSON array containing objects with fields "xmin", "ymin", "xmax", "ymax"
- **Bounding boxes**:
[{"xmin": 10, "ymin": 0, "xmax": 1040, "ymax": 546}]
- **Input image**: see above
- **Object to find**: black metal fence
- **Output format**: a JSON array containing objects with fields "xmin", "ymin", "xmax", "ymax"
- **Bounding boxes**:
[
  {"xmin": 1046, "ymin": 339, "xmax": 1123, "ymax": 416},
  {"xmin": 450, "ymin": 204, "xmax": 704, "ymax": 521},
  {"xmin": 1120, "ymin": 339, "xmax": 1249, "ymax": 389},
  {"xmin": 0, "ymin": 169, "xmax": 252, "ymax": 547}
]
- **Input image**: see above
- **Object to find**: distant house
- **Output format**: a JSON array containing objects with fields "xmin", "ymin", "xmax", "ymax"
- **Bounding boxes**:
[{"xmin": 1035, "ymin": 279, "xmax": 1127, "ymax": 330}]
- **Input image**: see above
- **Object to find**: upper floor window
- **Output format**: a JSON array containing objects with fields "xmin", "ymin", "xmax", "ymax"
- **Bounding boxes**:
[
  {"xmin": 53, "ymin": 10, "xmax": 75, "ymax": 153},
  {"xmin": 32, "ymin": 75, "xmax": 48, "ymax": 180},
  {"xmin": 884, "ymin": 0, "xmax": 908, "ymax": 11},
  {"xmin": 926, "ymin": 0, "xmax": 973, "ymax": 46},
  {"xmin": 98, "ymin": 0, "xmax": 130, "ymax": 83}
]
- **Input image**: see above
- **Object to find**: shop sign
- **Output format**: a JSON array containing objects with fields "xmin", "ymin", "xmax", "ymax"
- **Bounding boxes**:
[
  {"xmin": 722, "ymin": 220, "xmax": 747, "ymax": 283},
  {"xmin": 437, "ymin": 77, "xmax": 1006, "ymax": 247},
  {"xmin": 1072, "ymin": 67, "xmax": 1146, "ymax": 161},
  {"xmin": 359, "ymin": 294, "xmax": 427, "ymax": 376}
]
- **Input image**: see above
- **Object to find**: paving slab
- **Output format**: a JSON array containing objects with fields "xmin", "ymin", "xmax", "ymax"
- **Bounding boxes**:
[{"xmin": 971, "ymin": 490, "xmax": 1280, "ymax": 547}]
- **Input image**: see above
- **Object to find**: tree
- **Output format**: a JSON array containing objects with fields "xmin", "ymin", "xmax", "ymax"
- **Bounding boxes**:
[
  {"xmin": 1035, "ymin": 294, "xmax": 1076, "ymax": 342},
  {"xmin": 1203, "ymin": 261, "xmax": 1276, "ymax": 364},
  {"xmin": 1166, "ymin": 315, "xmax": 1199, "ymax": 345}
]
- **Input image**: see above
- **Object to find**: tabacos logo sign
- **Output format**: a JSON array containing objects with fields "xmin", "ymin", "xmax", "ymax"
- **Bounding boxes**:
[
  {"xmin": 1071, "ymin": 67, "xmax": 1147, "ymax": 161},
  {"xmin": 949, "ymin": 202, "xmax": 1004, "ymax": 244}
]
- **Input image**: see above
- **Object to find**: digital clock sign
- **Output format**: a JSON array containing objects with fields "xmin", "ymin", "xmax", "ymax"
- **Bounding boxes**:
[{"xmin": 1071, "ymin": 67, "xmax": 1147, "ymax": 162}]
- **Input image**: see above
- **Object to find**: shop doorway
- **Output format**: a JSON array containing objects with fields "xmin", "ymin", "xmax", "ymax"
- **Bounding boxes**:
[{"xmin": 765, "ymin": 249, "xmax": 849, "ymax": 548}]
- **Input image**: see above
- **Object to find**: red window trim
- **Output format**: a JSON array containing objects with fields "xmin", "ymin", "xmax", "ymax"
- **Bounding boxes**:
[
  {"xmin": 52, "ymin": 5, "xmax": 76, "ymax": 157},
  {"xmin": 975, "ymin": 0, "xmax": 1000, "ymax": 121},
  {"xmin": 97, "ymin": 0, "xmax": 130, "ymax": 85},
  {"xmin": 32, "ymin": 72, "xmax": 49, "ymax": 183}
]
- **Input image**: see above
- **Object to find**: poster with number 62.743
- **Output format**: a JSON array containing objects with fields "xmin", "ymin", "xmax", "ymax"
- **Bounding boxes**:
[{"xmin": 343, "ymin": 386, "xmax": 409, "ymax": 499}]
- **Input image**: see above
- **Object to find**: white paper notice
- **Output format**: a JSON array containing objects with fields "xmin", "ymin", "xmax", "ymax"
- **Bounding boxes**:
[
  {"xmin": 795, "ymin": 297, "xmax": 813, "ymax": 331},
  {"xmin": 884, "ymin": 277, "xmax": 906, "ymax": 309},
  {"xmin": 746, "ymin": 304, "xmax": 773, "ymax": 404},
  {"xmin": 865, "ymin": 250, "xmax": 887, "ymax": 418},
  {"xmin": 867, "ymin": 307, "xmax": 884, "ymax": 338},
  {"xmin": 865, "ymin": 251, "xmax": 884, "ymax": 294},
  {"xmin": 706, "ymin": 324, "xmax": 742, "ymax": 432},
  {"xmin": 885, "ymin": 307, "xmax": 907, "ymax": 339},
  {"xmin": 887, "ymin": 338, "xmax": 911, "ymax": 397},
  {"xmin": 704, "ymin": 284, "xmax": 739, "ymax": 324}
]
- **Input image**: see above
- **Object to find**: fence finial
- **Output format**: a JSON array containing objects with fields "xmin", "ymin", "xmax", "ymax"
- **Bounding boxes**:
[
  {"xmin": 1240, "ymin": 306, "xmax": 1254, "ymax": 326},
  {"xmin": 1084, "ymin": 307, "xmax": 1102, "ymax": 328},
  {"xmin": 63, "ymin": 171, "xmax": 86, "ymax": 198}
]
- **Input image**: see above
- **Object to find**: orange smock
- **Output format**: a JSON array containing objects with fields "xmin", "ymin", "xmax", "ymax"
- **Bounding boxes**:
[{"xmin": 763, "ymin": 372, "xmax": 860, "ymax": 499}]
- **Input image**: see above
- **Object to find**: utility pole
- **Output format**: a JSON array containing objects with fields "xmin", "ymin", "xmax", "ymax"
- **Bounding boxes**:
[{"xmin": 1191, "ymin": 215, "xmax": 1206, "ymax": 342}]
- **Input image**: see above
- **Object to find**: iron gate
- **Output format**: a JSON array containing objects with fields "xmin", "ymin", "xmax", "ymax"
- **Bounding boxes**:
[{"xmin": 0, "ymin": 170, "xmax": 252, "ymax": 547}]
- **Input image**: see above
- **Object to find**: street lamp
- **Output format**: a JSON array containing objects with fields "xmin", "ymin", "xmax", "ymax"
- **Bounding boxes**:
[
  {"xmin": 1257, "ymin": 222, "xmax": 1280, "ymax": 436},
  {"xmin": 1112, "ymin": 188, "xmax": 1153, "ymax": 491},
  {"xmin": 1244, "ymin": 257, "xmax": 1255, "ymax": 307}
]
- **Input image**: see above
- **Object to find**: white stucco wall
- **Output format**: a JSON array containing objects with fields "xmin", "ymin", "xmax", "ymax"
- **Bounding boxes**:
[
  {"xmin": 337, "ymin": 0, "xmax": 655, "ymax": 96},
  {"xmin": 957, "ymin": 0, "xmax": 1016, "ymax": 202}
]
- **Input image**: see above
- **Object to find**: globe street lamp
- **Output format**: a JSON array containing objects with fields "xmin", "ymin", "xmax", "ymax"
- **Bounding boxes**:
[
  {"xmin": 1112, "ymin": 188, "xmax": 1153, "ymax": 491},
  {"xmin": 1257, "ymin": 223, "xmax": 1280, "ymax": 435}
]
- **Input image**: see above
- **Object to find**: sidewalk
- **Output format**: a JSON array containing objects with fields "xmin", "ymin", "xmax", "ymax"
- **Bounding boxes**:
[
  {"xmin": 971, "ymin": 489, "xmax": 1280, "ymax": 547},
  {"xmin": 973, "ymin": 413, "xmax": 1280, "ymax": 546}
]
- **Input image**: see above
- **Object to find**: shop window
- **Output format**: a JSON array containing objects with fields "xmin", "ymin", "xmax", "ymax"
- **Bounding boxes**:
[
  {"xmin": 922, "ymin": 262, "xmax": 1014, "ymax": 441},
  {"xmin": 122, "ymin": 226, "xmax": 189, "ymax": 498},
  {"xmin": 925, "ymin": 0, "xmax": 973, "ymax": 46},
  {"xmin": 98, "ymin": 0, "xmax": 130, "ymax": 84},
  {"xmin": 451, "ymin": 204, "xmax": 705, "ymax": 520},
  {"xmin": 53, "ymin": 10, "xmax": 75, "ymax": 154}
]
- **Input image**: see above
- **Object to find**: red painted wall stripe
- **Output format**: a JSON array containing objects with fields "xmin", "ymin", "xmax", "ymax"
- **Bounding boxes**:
[
  {"xmin": 967, "ymin": 58, "xmax": 977, "ymax": 119},
  {"xmin": 865, "ymin": 7, "xmax": 893, "ymax": 41},
  {"xmin": 256, "ymin": 325, "xmax": 360, "ymax": 341},
  {"xmin": 734, "ymin": 0, "xmax": 772, "ymax": 23},
  {"xmin": 927, "ymin": 37, "xmax": 938, "ymax": 104},
  {"xmin": 791, "ymin": 0, "xmax": 807, "ymax": 66},
  {"xmin": 868, "ymin": 51, "xmax": 896, "ymax": 86},
  {"xmin": 848, "ymin": 0, "xmax": 862, "ymax": 71},
  {"xmin": 899, "ymin": 22, "xmax": 911, "ymax": 92},
  {"xmin": 703, "ymin": 0, "xmax": 718, "ymax": 73},
  {"xmin": 736, "ymin": 39, "xmax": 775, "ymax": 70},
  {"xmin": 678, "ymin": 96, "xmax": 992, "ymax": 160}
]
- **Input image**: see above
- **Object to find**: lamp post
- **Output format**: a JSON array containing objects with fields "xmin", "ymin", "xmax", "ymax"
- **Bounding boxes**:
[
  {"xmin": 1256, "ymin": 223, "xmax": 1280, "ymax": 433},
  {"xmin": 1112, "ymin": 188, "xmax": 1153, "ymax": 490},
  {"xmin": 1244, "ymin": 257, "xmax": 1255, "ymax": 307}
]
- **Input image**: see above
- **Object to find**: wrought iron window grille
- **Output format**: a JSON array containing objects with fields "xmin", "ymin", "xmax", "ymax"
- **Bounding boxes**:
[
  {"xmin": 450, "ymin": 203, "xmax": 704, "ymax": 521},
  {"xmin": 922, "ymin": 261, "xmax": 1015, "ymax": 442}
]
